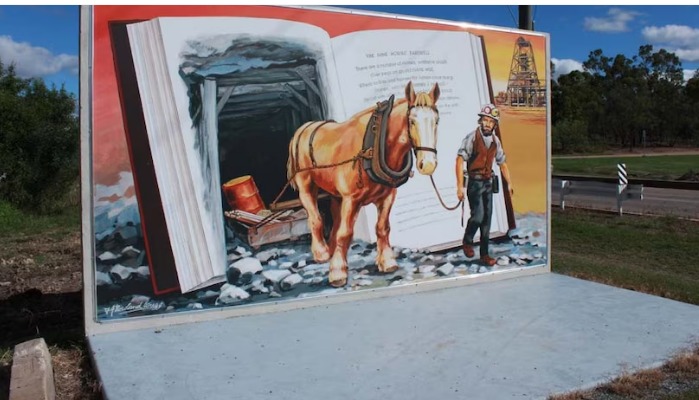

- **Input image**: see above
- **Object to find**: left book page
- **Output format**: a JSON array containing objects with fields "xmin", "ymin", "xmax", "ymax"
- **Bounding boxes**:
[{"xmin": 124, "ymin": 16, "xmax": 345, "ymax": 292}]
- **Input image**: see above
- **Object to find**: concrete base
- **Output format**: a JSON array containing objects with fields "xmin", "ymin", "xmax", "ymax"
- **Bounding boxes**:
[{"xmin": 88, "ymin": 273, "xmax": 699, "ymax": 400}]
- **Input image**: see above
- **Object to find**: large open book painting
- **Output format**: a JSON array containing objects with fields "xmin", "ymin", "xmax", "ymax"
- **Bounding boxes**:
[{"xmin": 91, "ymin": 6, "xmax": 549, "ymax": 320}]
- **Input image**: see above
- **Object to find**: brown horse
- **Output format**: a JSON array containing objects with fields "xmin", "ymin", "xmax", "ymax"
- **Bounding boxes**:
[{"xmin": 287, "ymin": 81, "xmax": 440, "ymax": 287}]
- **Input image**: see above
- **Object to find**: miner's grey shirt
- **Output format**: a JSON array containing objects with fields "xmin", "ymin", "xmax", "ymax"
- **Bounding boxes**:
[{"xmin": 457, "ymin": 128, "xmax": 506, "ymax": 166}]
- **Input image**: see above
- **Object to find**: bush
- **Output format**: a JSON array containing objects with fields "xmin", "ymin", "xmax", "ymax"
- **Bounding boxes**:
[
  {"xmin": 552, "ymin": 119, "xmax": 591, "ymax": 154},
  {"xmin": 0, "ymin": 61, "xmax": 79, "ymax": 214}
]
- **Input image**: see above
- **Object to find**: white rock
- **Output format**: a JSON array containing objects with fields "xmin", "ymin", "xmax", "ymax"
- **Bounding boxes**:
[
  {"xmin": 516, "ymin": 258, "xmax": 527, "ymax": 266},
  {"xmin": 255, "ymin": 249, "xmax": 279, "ymax": 263},
  {"xmin": 497, "ymin": 256, "xmax": 510, "ymax": 266},
  {"xmin": 311, "ymin": 276, "xmax": 324, "ymax": 285},
  {"xmin": 231, "ymin": 257, "xmax": 263, "ymax": 275},
  {"xmin": 437, "ymin": 263, "xmax": 454, "ymax": 276},
  {"xmin": 280, "ymin": 273, "xmax": 303, "ymax": 291},
  {"xmin": 533, "ymin": 251, "xmax": 544, "ymax": 259},
  {"xmin": 422, "ymin": 272, "xmax": 437, "ymax": 279},
  {"xmin": 98, "ymin": 251, "xmax": 118, "ymax": 262},
  {"xmin": 136, "ymin": 266, "xmax": 150, "ymax": 277},
  {"xmin": 262, "ymin": 269, "xmax": 292, "ymax": 283},
  {"xmin": 121, "ymin": 246, "xmax": 141, "ymax": 257},
  {"xmin": 354, "ymin": 279, "xmax": 373, "ymax": 287},
  {"xmin": 227, "ymin": 253, "xmax": 242, "ymax": 263},
  {"xmin": 166, "ymin": 306, "xmax": 175, "ymax": 312},
  {"xmin": 418, "ymin": 265, "xmax": 435, "ymax": 274},
  {"xmin": 297, "ymin": 259, "xmax": 307, "ymax": 268},
  {"xmin": 303, "ymin": 270, "xmax": 316, "ymax": 278},
  {"xmin": 268, "ymin": 260, "xmax": 279, "ymax": 267},
  {"xmin": 280, "ymin": 261, "xmax": 294, "ymax": 269},
  {"xmin": 110, "ymin": 264, "xmax": 133, "ymax": 280},
  {"xmin": 520, "ymin": 253, "xmax": 534, "ymax": 261},
  {"xmin": 234, "ymin": 246, "xmax": 247, "ymax": 255},
  {"xmin": 216, "ymin": 286, "xmax": 250, "ymax": 305},
  {"xmin": 257, "ymin": 286, "xmax": 270, "ymax": 294},
  {"xmin": 282, "ymin": 249, "xmax": 296, "ymax": 256},
  {"xmin": 348, "ymin": 254, "xmax": 363, "ymax": 263},
  {"xmin": 419, "ymin": 255, "xmax": 435, "ymax": 262},
  {"xmin": 269, "ymin": 291, "xmax": 282, "ymax": 298},
  {"xmin": 187, "ymin": 303, "xmax": 204, "ymax": 310},
  {"xmin": 478, "ymin": 266, "xmax": 489, "ymax": 273},
  {"xmin": 95, "ymin": 271, "xmax": 112, "ymax": 286},
  {"xmin": 198, "ymin": 290, "xmax": 219, "ymax": 299}
]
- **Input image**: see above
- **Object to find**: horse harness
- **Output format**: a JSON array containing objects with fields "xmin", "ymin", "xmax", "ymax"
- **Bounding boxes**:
[
  {"xmin": 275, "ymin": 95, "xmax": 458, "ymax": 216},
  {"xmin": 300, "ymin": 94, "xmax": 438, "ymax": 189}
]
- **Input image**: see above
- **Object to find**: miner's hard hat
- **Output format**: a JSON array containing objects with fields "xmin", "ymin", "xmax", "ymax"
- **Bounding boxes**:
[{"xmin": 478, "ymin": 104, "xmax": 500, "ymax": 123}]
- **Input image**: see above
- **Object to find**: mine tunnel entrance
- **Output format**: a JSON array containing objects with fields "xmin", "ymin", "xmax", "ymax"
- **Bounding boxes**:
[{"xmin": 215, "ymin": 63, "xmax": 328, "ymax": 207}]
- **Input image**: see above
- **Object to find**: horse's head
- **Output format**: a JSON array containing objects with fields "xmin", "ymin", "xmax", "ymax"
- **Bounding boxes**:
[{"xmin": 405, "ymin": 81, "xmax": 440, "ymax": 175}]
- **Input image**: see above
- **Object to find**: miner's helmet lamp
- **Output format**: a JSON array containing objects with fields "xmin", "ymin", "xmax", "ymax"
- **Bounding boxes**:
[{"xmin": 478, "ymin": 104, "xmax": 500, "ymax": 123}]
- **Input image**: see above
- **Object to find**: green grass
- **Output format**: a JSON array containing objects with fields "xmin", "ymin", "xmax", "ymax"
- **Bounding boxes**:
[
  {"xmin": 552, "ymin": 208, "xmax": 699, "ymax": 305},
  {"xmin": 552, "ymin": 155, "xmax": 699, "ymax": 180},
  {"xmin": 0, "ymin": 201, "xmax": 80, "ymax": 236},
  {"xmin": 662, "ymin": 387, "xmax": 699, "ymax": 399}
]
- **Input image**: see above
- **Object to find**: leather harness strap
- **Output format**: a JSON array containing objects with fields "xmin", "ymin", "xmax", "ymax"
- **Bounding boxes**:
[
  {"xmin": 361, "ymin": 95, "xmax": 413, "ymax": 188},
  {"xmin": 308, "ymin": 120, "xmax": 335, "ymax": 168}
]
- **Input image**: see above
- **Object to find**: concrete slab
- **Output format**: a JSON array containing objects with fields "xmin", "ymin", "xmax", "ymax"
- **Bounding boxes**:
[{"xmin": 88, "ymin": 273, "xmax": 699, "ymax": 400}]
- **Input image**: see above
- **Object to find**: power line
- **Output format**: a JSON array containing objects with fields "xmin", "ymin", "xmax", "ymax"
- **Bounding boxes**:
[{"xmin": 506, "ymin": 6, "xmax": 517, "ymax": 28}]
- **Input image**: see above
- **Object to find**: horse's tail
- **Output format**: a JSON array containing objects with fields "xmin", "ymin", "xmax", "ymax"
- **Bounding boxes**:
[
  {"xmin": 287, "ymin": 121, "xmax": 314, "ymax": 191},
  {"xmin": 286, "ymin": 138, "xmax": 297, "ymax": 191}
]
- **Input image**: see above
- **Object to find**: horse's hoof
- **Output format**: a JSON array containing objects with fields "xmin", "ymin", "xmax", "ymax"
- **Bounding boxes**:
[
  {"xmin": 312, "ymin": 247, "xmax": 331, "ymax": 263},
  {"xmin": 378, "ymin": 258, "xmax": 399, "ymax": 273},
  {"xmin": 328, "ymin": 265, "xmax": 348, "ymax": 287},
  {"xmin": 329, "ymin": 276, "xmax": 347, "ymax": 288},
  {"xmin": 379, "ymin": 264, "xmax": 399, "ymax": 274}
]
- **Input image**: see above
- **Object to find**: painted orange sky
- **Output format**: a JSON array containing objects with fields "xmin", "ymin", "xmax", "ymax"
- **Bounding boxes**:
[{"xmin": 92, "ymin": 5, "xmax": 548, "ymax": 213}]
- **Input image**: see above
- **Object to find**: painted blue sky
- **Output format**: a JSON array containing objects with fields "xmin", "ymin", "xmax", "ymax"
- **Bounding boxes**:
[{"xmin": 1, "ymin": 5, "xmax": 699, "ymax": 98}]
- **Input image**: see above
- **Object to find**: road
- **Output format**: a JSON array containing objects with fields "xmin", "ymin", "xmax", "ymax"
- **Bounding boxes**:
[
  {"xmin": 551, "ymin": 184, "xmax": 699, "ymax": 220},
  {"xmin": 553, "ymin": 149, "xmax": 699, "ymax": 159}
]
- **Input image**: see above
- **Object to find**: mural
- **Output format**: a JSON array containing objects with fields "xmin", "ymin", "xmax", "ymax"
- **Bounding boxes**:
[{"xmin": 89, "ymin": 6, "xmax": 550, "ymax": 320}]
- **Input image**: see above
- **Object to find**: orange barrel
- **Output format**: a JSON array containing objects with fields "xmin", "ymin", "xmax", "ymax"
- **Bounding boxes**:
[{"xmin": 222, "ymin": 175, "xmax": 266, "ymax": 215}]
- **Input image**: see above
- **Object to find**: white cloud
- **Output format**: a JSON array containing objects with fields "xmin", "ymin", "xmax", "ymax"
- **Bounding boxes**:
[
  {"xmin": 552, "ymin": 58, "xmax": 583, "ymax": 79},
  {"xmin": 0, "ymin": 35, "xmax": 78, "ymax": 78},
  {"xmin": 584, "ymin": 8, "xmax": 640, "ymax": 33},
  {"xmin": 684, "ymin": 69, "xmax": 698, "ymax": 82},
  {"xmin": 642, "ymin": 25, "xmax": 699, "ymax": 47},
  {"xmin": 642, "ymin": 25, "xmax": 699, "ymax": 62}
]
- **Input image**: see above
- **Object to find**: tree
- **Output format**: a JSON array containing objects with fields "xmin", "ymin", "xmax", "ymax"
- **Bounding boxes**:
[{"xmin": 0, "ymin": 59, "xmax": 79, "ymax": 213}]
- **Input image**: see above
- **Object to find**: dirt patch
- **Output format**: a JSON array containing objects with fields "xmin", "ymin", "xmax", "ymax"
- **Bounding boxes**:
[
  {"xmin": 0, "ymin": 229, "xmax": 100, "ymax": 399},
  {"xmin": 0, "ymin": 232, "xmax": 83, "ymax": 299}
]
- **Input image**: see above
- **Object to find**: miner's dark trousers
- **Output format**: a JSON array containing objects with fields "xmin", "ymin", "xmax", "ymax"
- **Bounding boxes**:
[{"xmin": 463, "ymin": 178, "xmax": 493, "ymax": 257}]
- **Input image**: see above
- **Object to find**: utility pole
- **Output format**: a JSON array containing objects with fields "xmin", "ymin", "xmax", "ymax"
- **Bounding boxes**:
[{"xmin": 518, "ymin": 5, "xmax": 533, "ymax": 31}]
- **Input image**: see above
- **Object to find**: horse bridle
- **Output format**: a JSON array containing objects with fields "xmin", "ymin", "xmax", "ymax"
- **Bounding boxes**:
[{"xmin": 407, "ymin": 104, "xmax": 439, "ymax": 156}]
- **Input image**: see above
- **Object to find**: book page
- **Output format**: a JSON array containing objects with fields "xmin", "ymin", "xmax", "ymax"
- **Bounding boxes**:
[
  {"xmin": 136, "ymin": 17, "xmax": 346, "ymax": 288},
  {"xmin": 331, "ymin": 29, "xmax": 508, "ymax": 250}
]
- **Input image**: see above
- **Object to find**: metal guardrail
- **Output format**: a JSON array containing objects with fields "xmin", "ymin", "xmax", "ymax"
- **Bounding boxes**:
[
  {"xmin": 553, "ymin": 174, "xmax": 699, "ymax": 191},
  {"xmin": 553, "ymin": 177, "xmax": 644, "ymax": 216}
]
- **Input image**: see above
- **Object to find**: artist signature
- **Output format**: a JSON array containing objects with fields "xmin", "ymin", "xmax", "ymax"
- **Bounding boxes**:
[{"xmin": 103, "ymin": 300, "xmax": 166, "ymax": 317}]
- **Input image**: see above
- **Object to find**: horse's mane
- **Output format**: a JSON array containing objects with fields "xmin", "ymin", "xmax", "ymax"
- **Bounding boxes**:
[
  {"xmin": 413, "ymin": 91, "xmax": 435, "ymax": 108},
  {"xmin": 347, "ymin": 90, "xmax": 435, "ymax": 123}
]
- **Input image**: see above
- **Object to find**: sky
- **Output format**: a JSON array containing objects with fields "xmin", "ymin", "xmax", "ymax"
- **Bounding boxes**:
[{"xmin": 1, "ymin": 4, "xmax": 699, "ymax": 97}]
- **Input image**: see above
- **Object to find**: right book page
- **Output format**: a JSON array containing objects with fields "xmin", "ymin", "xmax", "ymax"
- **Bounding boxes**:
[{"xmin": 330, "ymin": 29, "xmax": 510, "ymax": 251}]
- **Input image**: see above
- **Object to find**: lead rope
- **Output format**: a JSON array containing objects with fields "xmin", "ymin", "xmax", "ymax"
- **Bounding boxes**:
[
  {"xmin": 428, "ymin": 175, "xmax": 465, "ymax": 227},
  {"xmin": 270, "ymin": 148, "xmax": 373, "ymax": 209}
]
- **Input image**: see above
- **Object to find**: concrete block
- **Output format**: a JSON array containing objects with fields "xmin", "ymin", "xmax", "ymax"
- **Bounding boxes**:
[{"xmin": 9, "ymin": 338, "xmax": 56, "ymax": 400}]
